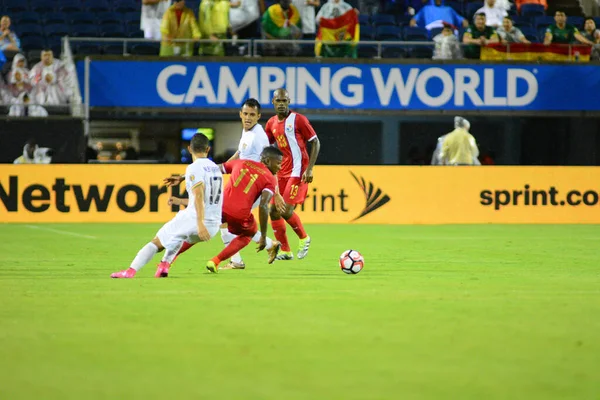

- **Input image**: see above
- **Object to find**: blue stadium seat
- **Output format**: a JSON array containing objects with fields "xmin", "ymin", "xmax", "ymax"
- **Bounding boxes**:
[
  {"xmin": 360, "ymin": 25, "xmax": 375, "ymax": 40},
  {"xmin": 403, "ymin": 26, "xmax": 428, "ymax": 41},
  {"xmin": 103, "ymin": 44, "xmax": 126, "ymax": 55},
  {"xmin": 430, "ymin": 27, "xmax": 444, "ymax": 39},
  {"xmin": 376, "ymin": 25, "xmax": 402, "ymax": 40},
  {"xmin": 446, "ymin": 1, "xmax": 463, "ymax": 15},
  {"xmin": 519, "ymin": 26, "xmax": 538, "ymax": 42},
  {"xmin": 519, "ymin": 3, "xmax": 545, "ymax": 17},
  {"xmin": 125, "ymin": 25, "xmax": 144, "ymax": 38},
  {"xmin": 357, "ymin": 44, "xmax": 378, "ymax": 58},
  {"xmin": 97, "ymin": 12, "xmax": 123, "ymax": 25},
  {"xmin": 373, "ymin": 14, "xmax": 396, "ymax": 27},
  {"xmin": 14, "ymin": 12, "xmax": 40, "ymax": 25},
  {"xmin": 71, "ymin": 24, "xmax": 99, "ymax": 37},
  {"xmin": 512, "ymin": 16, "xmax": 533, "ymax": 28},
  {"xmin": 568, "ymin": 16, "xmax": 584, "ymax": 28},
  {"xmin": 409, "ymin": 45, "xmax": 434, "ymax": 58},
  {"xmin": 16, "ymin": 23, "xmax": 44, "ymax": 38},
  {"xmin": 396, "ymin": 15, "xmax": 412, "ymax": 27},
  {"xmin": 124, "ymin": 11, "xmax": 141, "ymax": 25},
  {"xmin": 100, "ymin": 24, "xmax": 126, "ymax": 38},
  {"xmin": 59, "ymin": 0, "xmax": 83, "ymax": 13},
  {"xmin": 115, "ymin": 3, "xmax": 138, "ymax": 13},
  {"xmin": 69, "ymin": 12, "xmax": 97, "ymax": 25},
  {"xmin": 537, "ymin": 26, "xmax": 549, "ymax": 40},
  {"xmin": 20, "ymin": 36, "xmax": 46, "ymax": 51},
  {"xmin": 46, "ymin": 36, "xmax": 63, "ymax": 54},
  {"xmin": 45, "ymin": 23, "xmax": 71, "ymax": 38},
  {"xmin": 6, "ymin": 3, "xmax": 28, "ymax": 13},
  {"xmin": 43, "ymin": 12, "xmax": 68, "ymax": 25},
  {"xmin": 595, "ymin": 17, "xmax": 600, "ymax": 27},
  {"xmin": 74, "ymin": 43, "xmax": 103, "ymax": 55},
  {"xmin": 130, "ymin": 43, "xmax": 160, "ymax": 55},
  {"xmin": 466, "ymin": 2, "xmax": 483, "ymax": 20},
  {"xmin": 382, "ymin": 45, "xmax": 408, "ymax": 58},
  {"xmin": 29, "ymin": 0, "xmax": 55, "ymax": 13},
  {"xmin": 534, "ymin": 16, "xmax": 554, "ymax": 29},
  {"xmin": 86, "ymin": 0, "xmax": 112, "ymax": 13},
  {"xmin": 358, "ymin": 14, "xmax": 370, "ymax": 26}
]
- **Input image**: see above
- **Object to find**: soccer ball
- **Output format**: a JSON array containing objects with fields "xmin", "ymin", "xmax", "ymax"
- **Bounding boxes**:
[{"xmin": 339, "ymin": 250, "xmax": 364, "ymax": 274}]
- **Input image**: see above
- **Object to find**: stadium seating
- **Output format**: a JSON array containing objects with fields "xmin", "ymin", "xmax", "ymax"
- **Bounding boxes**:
[
  {"xmin": 512, "ymin": 16, "xmax": 533, "ymax": 29},
  {"xmin": 373, "ymin": 14, "xmax": 397, "ymax": 27},
  {"xmin": 403, "ymin": 26, "xmax": 429, "ymax": 41},
  {"xmin": 533, "ymin": 16, "xmax": 555, "ymax": 29},
  {"xmin": 519, "ymin": 3, "xmax": 545, "ymax": 18},
  {"xmin": 519, "ymin": 27, "xmax": 539, "ymax": 42},
  {"xmin": 376, "ymin": 26, "xmax": 402, "ymax": 41},
  {"xmin": 466, "ymin": 2, "xmax": 483, "ymax": 20}
]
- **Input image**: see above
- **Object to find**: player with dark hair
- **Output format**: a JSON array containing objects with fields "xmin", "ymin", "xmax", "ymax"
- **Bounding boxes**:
[
  {"xmin": 112, "ymin": 133, "xmax": 223, "ymax": 278},
  {"xmin": 265, "ymin": 88, "xmax": 321, "ymax": 261},
  {"xmin": 206, "ymin": 146, "xmax": 284, "ymax": 272}
]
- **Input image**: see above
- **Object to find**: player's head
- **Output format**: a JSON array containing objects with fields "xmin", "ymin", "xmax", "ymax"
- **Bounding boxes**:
[
  {"xmin": 454, "ymin": 116, "xmax": 470, "ymax": 131},
  {"xmin": 260, "ymin": 146, "xmax": 283, "ymax": 175},
  {"xmin": 272, "ymin": 88, "xmax": 290, "ymax": 117},
  {"xmin": 239, "ymin": 98, "xmax": 261, "ymax": 131},
  {"xmin": 188, "ymin": 133, "xmax": 210, "ymax": 160}
]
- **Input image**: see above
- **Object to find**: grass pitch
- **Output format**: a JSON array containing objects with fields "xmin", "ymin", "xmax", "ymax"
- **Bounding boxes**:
[{"xmin": 0, "ymin": 223, "xmax": 599, "ymax": 399}]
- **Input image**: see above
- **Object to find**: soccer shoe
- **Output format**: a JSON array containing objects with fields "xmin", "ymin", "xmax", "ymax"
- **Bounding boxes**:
[
  {"xmin": 267, "ymin": 241, "xmax": 281, "ymax": 264},
  {"xmin": 297, "ymin": 236, "xmax": 311, "ymax": 259},
  {"xmin": 220, "ymin": 261, "xmax": 246, "ymax": 270},
  {"xmin": 206, "ymin": 260, "xmax": 219, "ymax": 274},
  {"xmin": 110, "ymin": 268, "xmax": 136, "ymax": 279},
  {"xmin": 274, "ymin": 251, "xmax": 294, "ymax": 261},
  {"xmin": 154, "ymin": 261, "xmax": 171, "ymax": 278}
]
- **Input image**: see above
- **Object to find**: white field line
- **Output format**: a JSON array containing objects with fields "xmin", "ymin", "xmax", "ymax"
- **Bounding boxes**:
[{"xmin": 25, "ymin": 225, "xmax": 97, "ymax": 239}]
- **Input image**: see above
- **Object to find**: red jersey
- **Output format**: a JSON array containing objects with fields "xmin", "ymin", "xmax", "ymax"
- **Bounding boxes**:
[
  {"xmin": 221, "ymin": 159, "xmax": 277, "ymax": 220},
  {"xmin": 265, "ymin": 111, "xmax": 317, "ymax": 178}
]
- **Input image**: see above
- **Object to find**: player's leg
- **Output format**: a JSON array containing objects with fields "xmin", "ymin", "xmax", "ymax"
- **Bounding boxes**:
[
  {"xmin": 282, "ymin": 177, "xmax": 310, "ymax": 259},
  {"xmin": 111, "ymin": 236, "xmax": 165, "ymax": 278},
  {"xmin": 153, "ymin": 213, "xmax": 199, "ymax": 278},
  {"xmin": 270, "ymin": 177, "xmax": 294, "ymax": 260},
  {"xmin": 221, "ymin": 222, "xmax": 245, "ymax": 269},
  {"xmin": 207, "ymin": 214, "xmax": 259, "ymax": 272}
]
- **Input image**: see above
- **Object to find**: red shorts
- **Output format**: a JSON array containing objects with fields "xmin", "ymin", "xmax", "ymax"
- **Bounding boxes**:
[
  {"xmin": 278, "ymin": 176, "xmax": 308, "ymax": 205},
  {"xmin": 222, "ymin": 211, "xmax": 257, "ymax": 237}
]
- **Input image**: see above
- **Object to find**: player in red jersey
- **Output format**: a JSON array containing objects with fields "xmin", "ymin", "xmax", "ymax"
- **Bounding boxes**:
[
  {"xmin": 206, "ymin": 146, "xmax": 284, "ymax": 273},
  {"xmin": 264, "ymin": 88, "xmax": 321, "ymax": 261}
]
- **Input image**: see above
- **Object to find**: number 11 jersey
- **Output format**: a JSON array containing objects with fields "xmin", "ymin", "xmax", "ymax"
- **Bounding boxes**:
[
  {"xmin": 221, "ymin": 159, "xmax": 277, "ymax": 220},
  {"xmin": 184, "ymin": 158, "xmax": 223, "ymax": 226}
]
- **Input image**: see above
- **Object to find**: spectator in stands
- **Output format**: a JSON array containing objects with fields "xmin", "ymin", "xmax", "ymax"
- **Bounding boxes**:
[
  {"xmin": 475, "ymin": 0, "xmax": 507, "ymax": 28},
  {"xmin": 358, "ymin": 0, "xmax": 380, "ymax": 16},
  {"xmin": 141, "ymin": 0, "xmax": 171, "ymax": 40},
  {"xmin": 10, "ymin": 53, "xmax": 29, "ymax": 81},
  {"xmin": 160, "ymin": 0, "xmax": 201, "ymax": 56},
  {"xmin": 9, "ymin": 93, "xmax": 48, "ymax": 117},
  {"xmin": 582, "ymin": 18, "xmax": 600, "ymax": 60},
  {"xmin": 544, "ymin": 11, "xmax": 594, "ymax": 46},
  {"xmin": 463, "ymin": 13, "xmax": 499, "ymax": 59},
  {"xmin": 496, "ymin": 16, "xmax": 530, "ymax": 44},
  {"xmin": 31, "ymin": 50, "xmax": 72, "ymax": 104},
  {"xmin": 198, "ymin": 0, "xmax": 230, "ymax": 56},
  {"xmin": 432, "ymin": 23, "xmax": 462, "ymax": 59},
  {"xmin": 293, "ymin": 0, "xmax": 319, "ymax": 38},
  {"xmin": 230, "ymin": 0, "xmax": 260, "ymax": 41},
  {"xmin": 515, "ymin": 0, "xmax": 546, "ymax": 13},
  {"xmin": 34, "ymin": 69, "xmax": 68, "ymax": 106},
  {"xmin": 262, "ymin": 0, "xmax": 303, "ymax": 56},
  {"xmin": 406, "ymin": 0, "xmax": 429, "ymax": 16},
  {"xmin": 0, "ymin": 16, "xmax": 20, "ymax": 52},
  {"xmin": 6, "ymin": 67, "xmax": 31, "ymax": 100},
  {"xmin": 112, "ymin": 142, "xmax": 126, "ymax": 161},
  {"xmin": 409, "ymin": 0, "xmax": 468, "ymax": 31},
  {"xmin": 315, "ymin": 0, "xmax": 358, "ymax": 58},
  {"xmin": 439, "ymin": 116, "xmax": 480, "ymax": 166},
  {"xmin": 14, "ymin": 140, "xmax": 53, "ymax": 164}
]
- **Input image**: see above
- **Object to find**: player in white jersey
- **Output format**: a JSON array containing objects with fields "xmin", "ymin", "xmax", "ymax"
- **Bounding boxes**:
[{"xmin": 111, "ymin": 133, "xmax": 222, "ymax": 279}]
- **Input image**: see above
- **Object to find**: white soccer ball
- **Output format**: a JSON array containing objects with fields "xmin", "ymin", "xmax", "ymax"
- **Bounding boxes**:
[{"xmin": 339, "ymin": 250, "xmax": 364, "ymax": 274}]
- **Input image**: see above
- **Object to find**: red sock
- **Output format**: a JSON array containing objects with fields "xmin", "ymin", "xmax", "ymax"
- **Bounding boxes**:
[
  {"xmin": 271, "ymin": 218, "xmax": 291, "ymax": 252},
  {"xmin": 214, "ymin": 235, "xmax": 252, "ymax": 265},
  {"xmin": 172, "ymin": 241, "xmax": 194, "ymax": 264},
  {"xmin": 286, "ymin": 212, "xmax": 307, "ymax": 239}
]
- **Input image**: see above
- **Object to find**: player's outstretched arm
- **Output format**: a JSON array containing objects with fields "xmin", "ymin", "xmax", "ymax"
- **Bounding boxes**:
[
  {"xmin": 163, "ymin": 174, "xmax": 185, "ymax": 187},
  {"xmin": 168, "ymin": 197, "xmax": 188, "ymax": 207},
  {"xmin": 193, "ymin": 183, "xmax": 211, "ymax": 242},
  {"xmin": 302, "ymin": 137, "xmax": 321, "ymax": 183},
  {"xmin": 256, "ymin": 190, "xmax": 273, "ymax": 252},
  {"xmin": 226, "ymin": 151, "xmax": 240, "ymax": 162}
]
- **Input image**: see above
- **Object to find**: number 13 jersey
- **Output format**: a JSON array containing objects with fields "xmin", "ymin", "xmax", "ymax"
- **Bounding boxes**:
[
  {"xmin": 221, "ymin": 159, "xmax": 277, "ymax": 220},
  {"xmin": 184, "ymin": 158, "xmax": 223, "ymax": 226}
]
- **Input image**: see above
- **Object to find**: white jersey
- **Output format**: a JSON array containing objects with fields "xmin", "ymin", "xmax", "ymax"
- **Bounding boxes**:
[
  {"xmin": 238, "ymin": 123, "xmax": 270, "ymax": 162},
  {"xmin": 183, "ymin": 158, "xmax": 223, "ymax": 226}
]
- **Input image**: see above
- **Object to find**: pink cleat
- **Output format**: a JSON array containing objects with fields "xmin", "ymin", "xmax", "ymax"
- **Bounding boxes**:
[
  {"xmin": 154, "ymin": 261, "xmax": 171, "ymax": 278},
  {"xmin": 110, "ymin": 268, "xmax": 136, "ymax": 279}
]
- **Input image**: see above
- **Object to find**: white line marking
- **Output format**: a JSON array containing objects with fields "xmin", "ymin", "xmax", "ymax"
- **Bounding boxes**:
[{"xmin": 25, "ymin": 225, "xmax": 97, "ymax": 239}]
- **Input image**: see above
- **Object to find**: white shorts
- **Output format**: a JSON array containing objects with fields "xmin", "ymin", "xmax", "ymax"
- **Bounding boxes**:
[{"xmin": 156, "ymin": 211, "xmax": 220, "ymax": 251}]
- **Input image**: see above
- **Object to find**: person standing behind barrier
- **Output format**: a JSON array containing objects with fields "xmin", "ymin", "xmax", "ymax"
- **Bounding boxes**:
[
  {"xmin": 439, "ymin": 117, "xmax": 481, "ymax": 166},
  {"xmin": 141, "ymin": 0, "xmax": 172, "ymax": 40},
  {"xmin": 160, "ymin": 0, "xmax": 201, "ymax": 56},
  {"xmin": 198, "ymin": 0, "xmax": 230, "ymax": 56}
]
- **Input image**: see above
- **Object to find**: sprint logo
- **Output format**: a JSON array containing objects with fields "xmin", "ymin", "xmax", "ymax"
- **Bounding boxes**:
[{"xmin": 350, "ymin": 172, "xmax": 391, "ymax": 221}]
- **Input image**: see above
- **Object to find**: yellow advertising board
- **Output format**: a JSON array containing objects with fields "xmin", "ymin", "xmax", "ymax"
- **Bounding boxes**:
[{"xmin": 2, "ymin": 165, "xmax": 600, "ymax": 224}]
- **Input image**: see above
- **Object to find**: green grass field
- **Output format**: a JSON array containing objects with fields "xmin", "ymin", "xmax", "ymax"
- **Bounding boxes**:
[{"xmin": 1, "ymin": 223, "xmax": 599, "ymax": 399}]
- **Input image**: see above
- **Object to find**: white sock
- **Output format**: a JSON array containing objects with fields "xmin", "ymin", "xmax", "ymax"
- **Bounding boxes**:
[
  {"xmin": 162, "ymin": 242, "xmax": 183, "ymax": 264},
  {"xmin": 252, "ymin": 232, "xmax": 273, "ymax": 250},
  {"xmin": 222, "ymin": 228, "xmax": 244, "ymax": 263},
  {"xmin": 129, "ymin": 242, "xmax": 159, "ymax": 271}
]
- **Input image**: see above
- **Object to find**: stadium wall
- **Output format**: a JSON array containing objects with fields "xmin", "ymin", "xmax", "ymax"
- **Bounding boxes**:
[{"xmin": 2, "ymin": 165, "xmax": 600, "ymax": 224}]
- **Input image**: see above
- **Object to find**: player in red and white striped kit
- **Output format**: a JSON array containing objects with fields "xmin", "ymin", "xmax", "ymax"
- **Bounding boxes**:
[{"xmin": 264, "ymin": 88, "xmax": 321, "ymax": 260}]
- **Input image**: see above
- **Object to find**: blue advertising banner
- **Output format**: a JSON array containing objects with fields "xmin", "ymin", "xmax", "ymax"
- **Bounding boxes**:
[{"xmin": 76, "ymin": 60, "xmax": 600, "ymax": 111}]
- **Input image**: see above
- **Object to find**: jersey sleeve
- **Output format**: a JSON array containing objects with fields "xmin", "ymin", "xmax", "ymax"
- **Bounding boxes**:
[
  {"xmin": 262, "ymin": 173, "xmax": 277, "ymax": 195},
  {"xmin": 256, "ymin": 130, "xmax": 270, "ymax": 154},
  {"xmin": 296, "ymin": 114, "xmax": 317, "ymax": 141},
  {"xmin": 222, "ymin": 160, "xmax": 235, "ymax": 174},
  {"xmin": 264, "ymin": 119, "xmax": 276, "ymax": 144},
  {"xmin": 187, "ymin": 165, "xmax": 205, "ymax": 189}
]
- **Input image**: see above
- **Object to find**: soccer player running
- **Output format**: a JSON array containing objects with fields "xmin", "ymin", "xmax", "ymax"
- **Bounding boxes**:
[
  {"xmin": 206, "ymin": 146, "xmax": 284, "ymax": 273},
  {"xmin": 111, "ymin": 133, "xmax": 222, "ymax": 278},
  {"xmin": 265, "ymin": 88, "xmax": 321, "ymax": 260}
]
